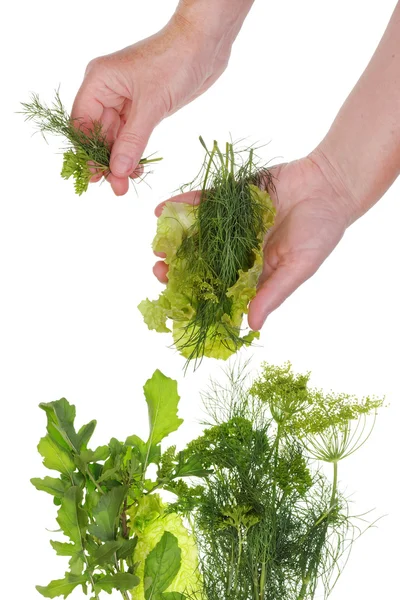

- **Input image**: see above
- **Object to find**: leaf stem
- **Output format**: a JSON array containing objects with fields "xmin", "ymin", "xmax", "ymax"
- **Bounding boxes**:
[
  {"xmin": 330, "ymin": 461, "xmax": 338, "ymax": 511},
  {"xmin": 86, "ymin": 466, "xmax": 105, "ymax": 495}
]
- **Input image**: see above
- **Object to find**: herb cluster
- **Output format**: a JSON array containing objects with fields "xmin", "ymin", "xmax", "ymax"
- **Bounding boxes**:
[
  {"xmin": 170, "ymin": 362, "xmax": 383, "ymax": 600},
  {"xmin": 32, "ymin": 370, "xmax": 206, "ymax": 599},
  {"xmin": 139, "ymin": 138, "xmax": 276, "ymax": 369},
  {"xmin": 20, "ymin": 91, "xmax": 161, "ymax": 194},
  {"xmin": 33, "ymin": 363, "xmax": 383, "ymax": 600}
]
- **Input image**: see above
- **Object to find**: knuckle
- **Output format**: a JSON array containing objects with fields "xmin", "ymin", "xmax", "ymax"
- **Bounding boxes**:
[
  {"xmin": 84, "ymin": 56, "xmax": 105, "ymax": 76},
  {"xmin": 118, "ymin": 130, "xmax": 146, "ymax": 148}
]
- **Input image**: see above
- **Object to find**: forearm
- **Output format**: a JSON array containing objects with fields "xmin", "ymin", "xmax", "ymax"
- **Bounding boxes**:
[
  {"xmin": 174, "ymin": 0, "xmax": 255, "ymax": 47},
  {"xmin": 312, "ymin": 1, "xmax": 400, "ymax": 225}
]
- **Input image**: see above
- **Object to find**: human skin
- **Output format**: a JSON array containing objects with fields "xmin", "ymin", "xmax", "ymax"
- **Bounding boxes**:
[
  {"xmin": 73, "ymin": 0, "xmax": 400, "ymax": 329},
  {"xmin": 153, "ymin": 1, "xmax": 400, "ymax": 329},
  {"xmin": 71, "ymin": 0, "xmax": 254, "ymax": 195}
]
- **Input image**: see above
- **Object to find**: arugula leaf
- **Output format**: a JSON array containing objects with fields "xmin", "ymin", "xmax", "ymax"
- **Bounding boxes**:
[
  {"xmin": 31, "ymin": 476, "xmax": 70, "ymax": 497},
  {"xmin": 88, "ymin": 486, "xmax": 128, "ymax": 542},
  {"xmin": 36, "ymin": 574, "xmax": 87, "ymax": 598},
  {"xmin": 144, "ymin": 532, "xmax": 181, "ymax": 600},
  {"xmin": 116, "ymin": 537, "xmax": 138, "ymax": 560},
  {"xmin": 76, "ymin": 420, "xmax": 97, "ymax": 450},
  {"xmin": 94, "ymin": 572, "xmax": 140, "ymax": 594},
  {"xmin": 40, "ymin": 399, "xmax": 80, "ymax": 452},
  {"xmin": 37, "ymin": 435, "xmax": 75, "ymax": 476},
  {"xmin": 50, "ymin": 541, "xmax": 76, "ymax": 556},
  {"xmin": 57, "ymin": 487, "xmax": 87, "ymax": 548},
  {"xmin": 89, "ymin": 540, "xmax": 123, "ymax": 567},
  {"xmin": 68, "ymin": 553, "xmax": 85, "ymax": 576},
  {"xmin": 144, "ymin": 370, "xmax": 183, "ymax": 448}
]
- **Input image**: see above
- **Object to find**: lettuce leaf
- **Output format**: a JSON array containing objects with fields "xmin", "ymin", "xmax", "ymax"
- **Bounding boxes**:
[
  {"xmin": 138, "ymin": 186, "xmax": 275, "ymax": 364},
  {"xmin": 130, "ymin": 495, "xmax": 201, "ymax": 600}
]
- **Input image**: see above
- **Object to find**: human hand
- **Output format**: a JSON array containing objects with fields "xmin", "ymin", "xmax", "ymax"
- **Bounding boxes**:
[
  {"xmin": 153, "ymin": 151, "xmax": 356, "ymax": 329},
  {"xmin": 71, "ymin": 14, "xmax": 233, "ymax": 196}
]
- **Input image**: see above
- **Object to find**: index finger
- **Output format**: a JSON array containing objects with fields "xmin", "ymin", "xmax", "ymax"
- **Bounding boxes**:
[{"xmin": 71, "ymin": 83, "xmax": 104, "ymax": 130}]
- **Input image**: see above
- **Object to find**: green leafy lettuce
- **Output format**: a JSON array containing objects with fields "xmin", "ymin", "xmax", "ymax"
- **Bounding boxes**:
[{"xmin": 139, "ymin": 141, "xmax": 275, "ymax": 368}]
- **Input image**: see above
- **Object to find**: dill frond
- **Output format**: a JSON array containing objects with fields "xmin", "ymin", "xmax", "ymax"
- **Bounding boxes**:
[
  {"xmin": 139, "ymin": 137, "xmax": 275, "ymax": 370},
  {"xmin": 173, "ymin": 362, "xmax": 383, "ymax": 600},
  {"xmin": 176, "ymin": 139, "xmax": 275, "ymax": 367},
  {"xmin": 20, "ymin": 90, "xmax": 161, "ymax": 195}
]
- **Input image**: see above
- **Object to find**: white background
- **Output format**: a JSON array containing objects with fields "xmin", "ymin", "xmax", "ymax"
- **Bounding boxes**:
[{"xmin": 1, "ymin": 0, "xmax": 399, "ymax": 598}]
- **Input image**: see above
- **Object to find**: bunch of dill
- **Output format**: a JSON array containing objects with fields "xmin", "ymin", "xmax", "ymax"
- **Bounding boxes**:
[
  {"xmin": 166, "ymin": 362, "xmax": 383, "ymax": 600},
  {"xmin": 139, "ymin": 138, "xmax": 275, "ymax": 369},
  {"xmin": 20, "ymin": 91, "xmax": 160, "ymax": 195},
  {"xmin": 177, "ymin": 140, "xmax": 273, "ymax": 362}
]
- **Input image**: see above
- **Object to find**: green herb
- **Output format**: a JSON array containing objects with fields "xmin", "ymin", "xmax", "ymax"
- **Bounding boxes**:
[
  {"xmin": 32, "ymin": 370, "xmax": 202, "ymax": 599},
  {"xmin": 33, "ymin": 363, "xmax": 383, "ymax": 600},
  {"xmin": 139, "ymin": 138, "xmax": 275, "ymax": 369},
  {"xmin": 170, "ymin": 362, "xmax": 383, "ymax": 600},
  {"xmin": 20, "ymin": 91, "xmax": 161, "ymax": 195}
]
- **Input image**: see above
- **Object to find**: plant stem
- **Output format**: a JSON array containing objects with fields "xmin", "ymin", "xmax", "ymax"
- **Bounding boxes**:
[
  {"xmin": 297, "ymin": 462, "xmax": 339, "ymax": 600},
  {"xmin": 232, "ymin": 526, "xmax": 243, "ymax": 597},
  {"xmin": 259, "ymin": 560, "xmax": 266, "ymax": 600},
  {"xmin": 86, "ymin": 466, "xmax": 105, "ymax": 495},
  {"xmin": 329, "ymin": 461, "xmax": 338, "ymax": 511},
  {"xmin": 121, "ymin": 499, "xmax": 129, "ymax": 538}
]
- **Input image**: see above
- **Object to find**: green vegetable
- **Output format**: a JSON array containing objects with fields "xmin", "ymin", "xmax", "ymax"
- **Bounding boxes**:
[
  {"xmin": 33, "ymin": 363, "xmax": 383, "ymax": 600},
  {"xmin": 139, "ymin": 138, "xmax": 275, "ymax": 369},
  {"xmin": 170, "ymin": 362, "xmax": 383, "ymax": 600},
  {"xmin": 32, "ymin": 370, "xmax": 200, "ymax": 600},
  {"xmin": 20, "ymin": 91, "xmax": 161, "ymax": 195}
]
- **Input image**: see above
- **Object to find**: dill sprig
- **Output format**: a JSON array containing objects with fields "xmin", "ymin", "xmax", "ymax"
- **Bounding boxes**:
[
  {"xmin": 176, "ymin": 138, "xmax": 275, "ymax": 366},
  {"xmin": 20, "ymin": 90, "xmax": 161, "ymax": 195},
  {"xmin": 169, "ymin": 362, "xmax": 383, "ymax": 600}
]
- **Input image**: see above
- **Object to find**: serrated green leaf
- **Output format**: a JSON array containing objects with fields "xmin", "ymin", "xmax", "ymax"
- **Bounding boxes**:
[
  {"xmin": 116, "ymin": 537, "xmax": 138, "ymax": 560},
  {"xmin": 89, "ymin": 540, "xmax": 122, "ymax": 566},
  {"xmin": 31, "ymin": 476, "xmax": 70, "ymax": 497},
  {"xmin": 88, "ymin": 485, "xmax": 128, "ymax": 541},
  {"xmin": 94, "ymin": 572, "xmax": 140, "ymax": 594},
  {"xmin": 126, "ymin": 435, "xmax": 161, "ymax": 469},
  {"xmin": 69, "ymin": 553, "xmax": 84, "ymax": 575},
  {"xmin": 144, "ymin": 532, "xmax": 181, "ymax": 600},
  {"xmin": 56, "ymin": 487, "xmax": 87, "ymax": 547},
  {"xmin": 37, "ymin": 435, "xmax": 75, "ymax": 476},
  {"xmin": 80, "ymin": 445, "xmax": 110, "ymax": 463},
  {"xmin": 144, "ymin": 371, "xmax": 183, "ymax": 448},
  {"xmin": 40, "ymin": 399, "xmax": 80, "ymax": 452},
  {"xmin": 50, "ymin": 541, "xmax": 76, "ymax": 556},
  {"xmin": 76, "ymin": 420, "xmax": 97, "ymax": 450},
  {"xmin": 36, "ymin": 575, "xmax": 86, "ymax": 598}
]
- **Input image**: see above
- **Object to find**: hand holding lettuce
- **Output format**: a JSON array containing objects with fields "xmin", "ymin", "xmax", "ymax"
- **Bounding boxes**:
[{"xmin": 139, "ymin": 139, "xmax": 275, "ymax": 369}]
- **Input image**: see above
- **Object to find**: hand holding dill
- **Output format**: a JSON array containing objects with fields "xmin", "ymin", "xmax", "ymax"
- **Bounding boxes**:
[
  {"xmin": 66, "ymin": 1, "xmax": 253, "ymax": 196},
  {"xmin": 139, "ymin": 138, "xmax": 275, "ymax": 369},
  {"xmin": 20, "ymin": 91, "xmax": 161, "ymax": 196}
]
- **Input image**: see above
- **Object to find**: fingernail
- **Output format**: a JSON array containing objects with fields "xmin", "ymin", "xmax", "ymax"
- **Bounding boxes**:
[{"xmin": 113, "ymin": 154, "xmax": 133, "ymax": 176}]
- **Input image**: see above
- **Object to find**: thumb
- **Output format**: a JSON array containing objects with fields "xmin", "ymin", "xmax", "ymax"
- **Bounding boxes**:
[
  {"xmin": 248, "ymin": 258, "xmax": 318, "ymax": 330},
  {"xmin": 110, "ymin": 110, "xmax": 159, "ymax": 178}
]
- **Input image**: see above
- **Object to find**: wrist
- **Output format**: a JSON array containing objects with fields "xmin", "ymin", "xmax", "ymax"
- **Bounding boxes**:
[
  {"xmin": 307, "ymin": 144, "xmax": 363, "ymax": 228},
  {"xmin": 174, "ymin": 0, "xmax": 254, "ymax": 48}
]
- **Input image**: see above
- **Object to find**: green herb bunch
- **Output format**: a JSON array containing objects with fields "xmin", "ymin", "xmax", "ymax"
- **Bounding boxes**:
[
  {"xmin": 139, "ymin": 138, "xmax": 276, "ymax": 369},
  {"xmin": 33, "ymin": 364, "xmax": 383, "ymax": 600},
  {"xmin": 20, "ymin": 91, "xmax": 161, "ymax": 195},
  {"xmin": 32, "ymin": 370, "xmax": 207, "ymax": 599},
  {"xmin": 169, "ymin": 362, "xmax": 383, "ymax": 600}
]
